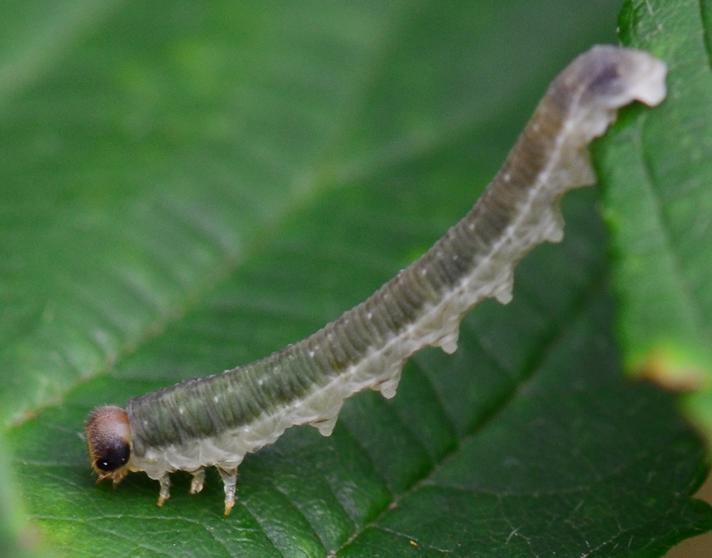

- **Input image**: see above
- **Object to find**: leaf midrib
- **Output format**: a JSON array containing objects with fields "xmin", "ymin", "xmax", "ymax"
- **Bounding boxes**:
[
  {"xmin": 2, "ymin": 0, "xmax": 543, "ymax": 435},
  {"xmin": 2, "ymin": 1, "xmax": 411, "ymax": 433}
]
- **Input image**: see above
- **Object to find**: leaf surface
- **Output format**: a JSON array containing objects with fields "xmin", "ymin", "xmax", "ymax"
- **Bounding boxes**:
[
  {"xmin": 596, "ymin": 0, "xmax": 712, "ymax": 433},
  {"xmin": 2, "ymin": 1, "xmax": 711, "ymax": 557}
]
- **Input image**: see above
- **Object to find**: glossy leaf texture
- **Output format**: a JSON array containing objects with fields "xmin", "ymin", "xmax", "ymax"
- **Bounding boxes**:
[
  {"xmin": 0, "ymin": 435, "xmax": 44, "ymax": 558},
  {"xmin": 596, "ymin": 0, "xmax": 712, "ymax": 435},
  {"xmin": 2, "ymin": 1, "xmax": 711, "ymax": 557}
]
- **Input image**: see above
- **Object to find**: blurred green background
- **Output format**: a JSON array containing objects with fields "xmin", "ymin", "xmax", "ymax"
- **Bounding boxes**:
[{"xmin": 1, "ymin": 1, "xmax": 711, "ymax": 557}]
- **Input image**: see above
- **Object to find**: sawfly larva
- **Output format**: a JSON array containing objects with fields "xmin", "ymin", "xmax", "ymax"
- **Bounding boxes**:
[{"xmin": 85, "ymin": 45, "xmax": 667, "ymax": 516}]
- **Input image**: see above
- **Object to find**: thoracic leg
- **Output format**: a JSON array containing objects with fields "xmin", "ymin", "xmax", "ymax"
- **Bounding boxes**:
[
  {"xmin": 190, "ymin": 468, "xmax": 205, "ymax": 494},
  {"xmin": 217, "ymin": 466, "xmax": 238, "ymax": 517},
  {"xmin": 156, "ymin": 474, "xmax": 171, "ymax": 507}
]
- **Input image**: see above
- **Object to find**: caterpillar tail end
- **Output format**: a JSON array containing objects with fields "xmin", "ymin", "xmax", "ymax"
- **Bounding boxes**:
[{"xmin": 626, "ymin": 50, "xmax": 667, "ymax": 107}]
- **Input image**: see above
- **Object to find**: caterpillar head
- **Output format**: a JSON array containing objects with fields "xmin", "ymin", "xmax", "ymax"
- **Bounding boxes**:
[{"xmin": 85, "ymin": 406, "xmax": 132, "ymax": 486}]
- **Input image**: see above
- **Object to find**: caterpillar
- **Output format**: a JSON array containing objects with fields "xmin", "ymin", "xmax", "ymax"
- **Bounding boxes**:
[{"xmin": 85, "ymin": 45, "xmax": 667, "ymax": 516}]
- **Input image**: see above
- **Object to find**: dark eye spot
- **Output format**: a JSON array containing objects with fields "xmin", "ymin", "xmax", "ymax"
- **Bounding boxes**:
[{"xmin": 95, "ymin": 442, "xmax": 130, "ymax": 472}]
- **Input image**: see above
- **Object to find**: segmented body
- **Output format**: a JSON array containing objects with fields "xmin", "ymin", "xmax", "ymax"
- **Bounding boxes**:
[{"xmin": 117, "ymin": 46, "xmax": 666, "ymax": 502}]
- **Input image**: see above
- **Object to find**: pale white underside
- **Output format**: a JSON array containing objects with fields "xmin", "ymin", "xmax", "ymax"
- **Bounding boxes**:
[{"xmin": 130, "ymin": 50, "xmax": 667, "ymax": 481}]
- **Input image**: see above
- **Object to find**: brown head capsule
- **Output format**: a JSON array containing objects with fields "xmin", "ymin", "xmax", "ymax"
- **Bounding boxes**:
[{"xmin": 85, "ymin": 406, "xmax": 132, "ymax": 486}]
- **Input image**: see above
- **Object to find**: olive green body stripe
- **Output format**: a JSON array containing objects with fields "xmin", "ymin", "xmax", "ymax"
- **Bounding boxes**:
[{"xmin": 126, "ymin": 46, "xmax": 667, "ymax": 466}]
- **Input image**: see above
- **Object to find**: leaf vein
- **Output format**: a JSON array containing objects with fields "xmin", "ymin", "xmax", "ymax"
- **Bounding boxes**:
[{"xmin": 334, "ymin": 270, "xmax": 606, "ymax": 555}]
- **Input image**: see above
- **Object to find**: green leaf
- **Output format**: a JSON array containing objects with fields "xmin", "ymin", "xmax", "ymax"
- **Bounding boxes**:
[
  {"xmin": 2, "ymin": 1, "xmax": 711, "ymax": 557},
  {"xmin": 596, "ymin": 0, "xmax": 712, "ymax": 434},
  {"xmin": 0, "ymin": 451, "xmax": 25, "ymax": 557}
]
